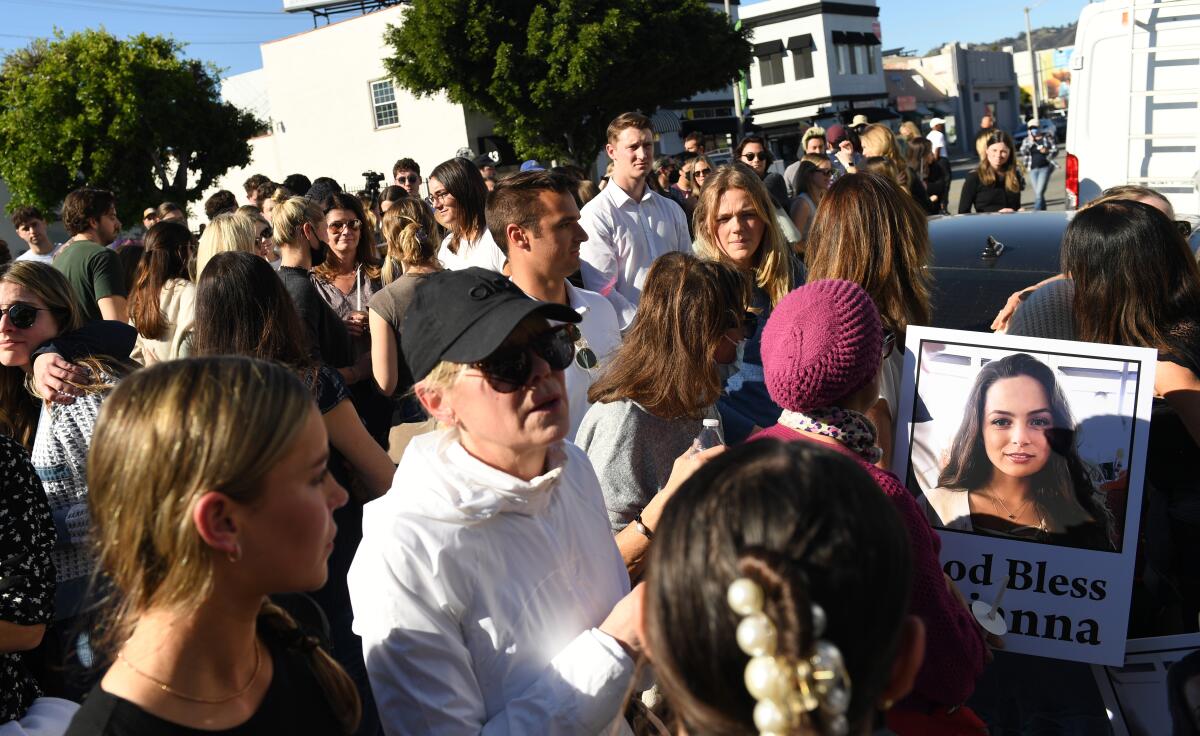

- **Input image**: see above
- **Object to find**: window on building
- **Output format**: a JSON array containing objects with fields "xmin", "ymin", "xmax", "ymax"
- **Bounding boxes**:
[
  {"xmin": 832, "ymin": 31, "xmax": 881, "ymax": 76},
  {"xmin": 836, "ymin": 44, "xmax": 851, "ymax": 75},
  {"xmin": 370, "ymin": 79, "xmax": 399, "ymax": 128},
  {"xmin": 761, "ymin": 53, "xmax": 786, "ymax": 85},
  {"xmin": 753, "ymin": 40, "xmax": 786, "ymax": 86},
  {"xmin": 788, "ymin": 34, "xmax": 816, "ymax": 80}
]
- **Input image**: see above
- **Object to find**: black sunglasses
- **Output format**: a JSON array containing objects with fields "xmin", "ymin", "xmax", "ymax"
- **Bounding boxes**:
[
  {"xmin": 741, "ymin": 152, "xmax": 767, "ymax": 161},
  {"xmin": 726, "ymin": 309, "xmax": 758, "ymax": 335},
  {"xmin": 0, "ymin": 302, "xmax": 47, "ymax": 330},
  {"xmin": 564, "ymin": 323, "xmax": 598, "ymax": 370},
  {"xmin": 472, "ymin": 324, "xmax": 576, "ymax": 393}
]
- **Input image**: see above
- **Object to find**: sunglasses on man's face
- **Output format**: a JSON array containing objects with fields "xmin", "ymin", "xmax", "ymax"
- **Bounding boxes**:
[
  {"xmin": 741, "ymin": 152, "xmax": 767, "ymax": 162},
  {"xmin": 396, "ymin": 175, "xmax": 421, "ymax": 185},
  {"xmin": 0, "ymin": 302, "xmax": 47, "ymax": 330},
  {"xmin": 471, "ymin": 325, "xmax": 576, "ymax": 393}
]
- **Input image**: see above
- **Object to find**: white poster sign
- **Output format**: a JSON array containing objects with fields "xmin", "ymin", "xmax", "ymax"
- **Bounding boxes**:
[
  {"xmin": 1091, "ymin": 633, "xmax": 1200, "ymax": 735},
  {"xmin": 893, "ymin": 327, "xmax": 1158, "ymax": 666}
]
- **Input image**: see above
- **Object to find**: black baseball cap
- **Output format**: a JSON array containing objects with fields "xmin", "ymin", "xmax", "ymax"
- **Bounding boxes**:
[{"xmin": 401, "ymin": 268, "xmax": 581, "ymax": 383}]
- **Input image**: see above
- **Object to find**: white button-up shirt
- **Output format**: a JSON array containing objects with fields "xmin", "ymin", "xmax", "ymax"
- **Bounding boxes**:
[
  {"xmin": 563, "ymin": 282, "xmax": 622, "ymax": 441},
  {"xmin": 578, "ymin": 182, "xmax": 690, "ymax": 330}
]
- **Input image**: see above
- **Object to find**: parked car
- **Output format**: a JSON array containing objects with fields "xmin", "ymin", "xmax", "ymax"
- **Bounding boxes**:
[{"xmin": 927, "ymin": 211, "xmax": 1200, "ymax": 332}]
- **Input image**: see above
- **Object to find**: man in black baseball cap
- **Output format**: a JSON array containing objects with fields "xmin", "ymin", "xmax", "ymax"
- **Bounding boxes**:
[{"xmin": 401, "ymin": 267, "xmax": 580, "ymax": 386}]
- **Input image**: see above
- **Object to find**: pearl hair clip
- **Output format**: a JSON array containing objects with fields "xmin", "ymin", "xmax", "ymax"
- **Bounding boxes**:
[{"xmin": 727, "ymin": 577, "xmax": 852, "ymax": 736}]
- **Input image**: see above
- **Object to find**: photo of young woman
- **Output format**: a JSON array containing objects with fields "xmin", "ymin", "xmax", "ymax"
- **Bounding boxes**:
[{"xmin": 920, "ymin": 352, "xmax": 1116, "ymax": 552}]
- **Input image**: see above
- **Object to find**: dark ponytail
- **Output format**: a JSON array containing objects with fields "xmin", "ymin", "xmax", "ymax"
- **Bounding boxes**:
[
  {"xmin": 258, "ymin": 600, "xmax": 361, "ymax": 734},
  {"xmin": 644, "ymin": 440, "xmax": 913, "ymax": 735}
]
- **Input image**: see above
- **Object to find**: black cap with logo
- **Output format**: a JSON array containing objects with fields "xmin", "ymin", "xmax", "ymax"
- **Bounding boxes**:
[{"xmin": 400, "ymin": 267, "xmax": 581, "ymax": 383}]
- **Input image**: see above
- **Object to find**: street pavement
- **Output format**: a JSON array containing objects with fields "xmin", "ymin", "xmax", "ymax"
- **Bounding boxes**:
[{"xmin": 947, "ymin": 156, "xmax": 1067, "ymax": 213}]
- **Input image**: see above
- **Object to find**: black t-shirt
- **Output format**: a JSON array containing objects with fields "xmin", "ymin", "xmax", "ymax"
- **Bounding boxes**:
[
  {"xmin": 63, "ymin": 628, "xmax": 344, "ymax": 736},
  {"xmin": 278, "ymin": 266, "xmax": 353, "ymax": 369},
  {"xmin": 957, "ymin": 171, "xmax": 1023, "ymax": 213}
]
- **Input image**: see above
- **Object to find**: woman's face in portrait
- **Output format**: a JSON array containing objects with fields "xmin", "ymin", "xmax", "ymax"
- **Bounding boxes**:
[{"xmin": 982, "ymin": 375, "xmax": 1054, "ymax": 479}]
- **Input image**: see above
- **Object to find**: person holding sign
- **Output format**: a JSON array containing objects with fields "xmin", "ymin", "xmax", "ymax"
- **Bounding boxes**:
[
  {"xmin": 751, "ymin": 278, "xmax": 988, "ymax": 721},
  {"xmin": 923, "ymin": 353, "xmax": 1115, "ymax": 551}
]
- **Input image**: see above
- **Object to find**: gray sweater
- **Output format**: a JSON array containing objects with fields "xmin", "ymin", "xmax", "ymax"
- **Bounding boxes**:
[{"xmin": 575, "ymin": 399, "xmax": 718, "ymax": 532}]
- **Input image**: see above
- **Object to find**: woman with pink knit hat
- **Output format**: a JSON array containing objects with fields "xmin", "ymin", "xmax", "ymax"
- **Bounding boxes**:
[{"xmin": 750, "ymin": 278, "xmax": 989, "ymax": 733}]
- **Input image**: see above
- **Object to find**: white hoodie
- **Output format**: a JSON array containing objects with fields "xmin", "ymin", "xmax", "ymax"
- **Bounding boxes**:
[{"xmin": 348, "ymin": 429, "xmax": 635, "ymax": 735}]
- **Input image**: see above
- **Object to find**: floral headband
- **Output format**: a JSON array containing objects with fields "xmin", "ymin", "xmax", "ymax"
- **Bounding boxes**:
[{"xmin": 727, "ymin": 577, "xmax": 852, "ymax": 736}]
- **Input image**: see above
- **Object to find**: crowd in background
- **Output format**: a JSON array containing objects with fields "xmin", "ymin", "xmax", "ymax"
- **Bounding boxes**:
[{"xmin": 0, "ymin": 107, "xmax": 1198, "ymax": 736}]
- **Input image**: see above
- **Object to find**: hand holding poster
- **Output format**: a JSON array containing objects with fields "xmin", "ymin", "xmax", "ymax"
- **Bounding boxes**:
[{"xmin": 893, "ymin": 327, "xmax": 1157, "ymax": 666}]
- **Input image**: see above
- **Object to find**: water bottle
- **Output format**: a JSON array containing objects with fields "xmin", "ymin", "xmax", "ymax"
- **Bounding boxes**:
[{"xmin": 693, "ymin": 418, "xmax": 724, "ymax": 453}]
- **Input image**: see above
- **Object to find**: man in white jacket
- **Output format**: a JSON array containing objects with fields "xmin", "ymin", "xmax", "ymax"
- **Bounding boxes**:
[{"xmin": 348, "ymin": 268, "xmax": 641, "ymax": 735}]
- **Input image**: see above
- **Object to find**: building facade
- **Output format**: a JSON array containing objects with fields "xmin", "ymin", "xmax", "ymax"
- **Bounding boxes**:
[
  {"xmin": 885, "ymin": 44, "xmax": 1021, "ymax": 155},
  {"xmin": 739, "ymin": 0, "xmax": 887, "ymax": 159},
  {"xmin": 202, "ymin": 5, "xmax": 499, "ymax": 210}
]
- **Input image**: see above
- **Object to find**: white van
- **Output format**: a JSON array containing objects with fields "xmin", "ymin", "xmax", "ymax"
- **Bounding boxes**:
[{"xmin": 1065, "ymin": 0, "xmax": 1200, "ymax": 216}]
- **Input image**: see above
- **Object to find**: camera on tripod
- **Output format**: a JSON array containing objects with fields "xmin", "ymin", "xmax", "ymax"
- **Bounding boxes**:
[{"xmin": 362, "ymin": 170, "xmax": 385, "ymax": 197}]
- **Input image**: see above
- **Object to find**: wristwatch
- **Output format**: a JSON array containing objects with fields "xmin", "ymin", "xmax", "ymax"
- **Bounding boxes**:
[{"xmin": 632, "ymin": 514, "xmax": 654, "ymax": 540}]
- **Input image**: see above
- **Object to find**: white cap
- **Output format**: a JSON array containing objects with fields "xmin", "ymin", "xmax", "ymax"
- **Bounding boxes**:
[
  {"xmin": 703, "ymin": 418, "xmax": 720, "ymax": 427},
  {"xmin": 929, "ymin": 117, "xmax": 945, "ymax": 127},
  {"xmin": 1027, "ymin": 118, "xmax": 1041, "ymax": 128}
]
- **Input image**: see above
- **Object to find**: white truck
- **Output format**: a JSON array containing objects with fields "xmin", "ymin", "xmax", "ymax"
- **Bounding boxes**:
[{"xmin": 1065, "ymin": 0, "xmax": 1200, "ymax": 216}]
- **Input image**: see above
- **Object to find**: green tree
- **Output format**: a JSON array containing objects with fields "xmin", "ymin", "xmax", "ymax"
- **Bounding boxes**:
[
  {"xmin": 0, "ymin": 29, "xmax": 264, "ymax": 224},
  {"xmin": 383, "ymin": 0, "xmax": 752, "ymax": 162}
]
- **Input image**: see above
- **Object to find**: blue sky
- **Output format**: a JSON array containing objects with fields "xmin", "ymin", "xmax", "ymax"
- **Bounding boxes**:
[{"xmin": 0, "ymin": 0, "xmax": 1091, "ymax": 79}]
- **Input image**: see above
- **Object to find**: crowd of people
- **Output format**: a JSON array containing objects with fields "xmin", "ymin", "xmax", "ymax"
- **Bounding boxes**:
[{"xmin": 0, "ymin": 106, "xmax": 1197, "ymax": 736}]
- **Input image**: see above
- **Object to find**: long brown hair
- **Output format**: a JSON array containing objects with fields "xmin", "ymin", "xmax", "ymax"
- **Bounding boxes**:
[
  {"xmin": 129, "ymin": 220, "xmax": 193, "ymax": 340},
  {"xmin": 1063, "ymin": 199, "xmax": 1200, "ymax": 353},
  {"xmin": 88, "ymin": 357, "xmax": 360, "ymax": 732},
  {"xmin": 313, "ymin": 191, "xmax": 381, "ymax": 283},
  {"xmin": 587, "ymin": 252, "xmax": 749, "ymax": 419},
  {"xmin": 976, "ymin": 129, "xmax": 1022, "ymax": 193},
  {"xmin": 937, "ymin": 353, "xmax": 1112, "ymax": 547},
  {"xmin": 805, "ymin": 173, "xmax": 932, "ymax": 335},
  {"xmin": 693, "ymin": 163, "xmax": 794, "ymax": 306}
]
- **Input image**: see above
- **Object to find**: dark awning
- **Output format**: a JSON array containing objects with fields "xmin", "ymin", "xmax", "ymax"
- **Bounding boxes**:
[
  {"xmin": 753, "ymin": 40, "xmax": 785, "ymax": 57},
  {"xmin": 787, "ymin": 34, "xmax": 815, "ymax": 51},
  {"xmin": 839, "ymin": 107, "xmax": 898, "ymax": 124},
  {"xmin": 831, "ymin": 31, "xmax": 850, "ymax": 44},
  {"xmin": 681, "ymin": 117, "xmax": 742, "ymax": 136},
  {"xmin": 859, "ymin": 32, "xmax": 881, "ymax": 45}
]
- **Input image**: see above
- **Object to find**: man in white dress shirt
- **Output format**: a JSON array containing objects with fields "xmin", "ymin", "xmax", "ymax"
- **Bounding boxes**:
[
  {"xmin": 490, "ymin": 170, "xmax": 622, "ymax": 441},
  {"xmin": 579, "ymin": 112, "xmax": 690, "ymax": 330}
]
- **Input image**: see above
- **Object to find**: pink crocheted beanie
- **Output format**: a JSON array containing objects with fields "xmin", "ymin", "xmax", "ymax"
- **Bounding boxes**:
[{"xmin": 761, "ymin": 278, "xmax": 883, "ymax": 412}]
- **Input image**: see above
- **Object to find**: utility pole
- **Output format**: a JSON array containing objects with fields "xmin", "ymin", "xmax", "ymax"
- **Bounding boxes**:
[
  {"xmin": 725, "ymin": 0, "xmax": 745, "ymax": 138},
  {"xmin": 1024, "ymin": 6, "xmax": 1042, "ymax": 120}
]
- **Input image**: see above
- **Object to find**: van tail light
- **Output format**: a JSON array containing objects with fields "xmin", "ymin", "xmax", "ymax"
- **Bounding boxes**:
[{"xmin": 1065, "ymin": 152, "xmax": 1079, "ymax": 210}]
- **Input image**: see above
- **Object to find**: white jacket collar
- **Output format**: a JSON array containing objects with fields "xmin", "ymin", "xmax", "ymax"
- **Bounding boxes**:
[{"xmin": 393, "ymin": 429, "xmax": 568, "ymax": 523}]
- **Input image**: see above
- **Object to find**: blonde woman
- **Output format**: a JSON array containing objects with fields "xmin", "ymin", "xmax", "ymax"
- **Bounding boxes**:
[
  {"xmin": 369, "ymin": 206, "xmax": 442, "ymax": 433},
  {"xmin": 379, "ymin": 198, "xmax": 439, "ymax": 286},
  {"xmin": 860, "ymin": 123, "xmax": 929, "ymax": 206},
  {"xmin": 66, "ymin": 357, "xmax": 360, "ymax": 733},
  {"xmin": 194, "ymin": 210, "xmax": 257, "ymax": 279},
  {"xmin": 693, "ymin": 163, "xmax": 805, "ymax": 443}
]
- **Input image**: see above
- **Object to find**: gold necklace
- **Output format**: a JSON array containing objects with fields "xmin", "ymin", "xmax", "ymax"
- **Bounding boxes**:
[
  {"xmin": 984, "ymin": 491, "xmax": 1033, "ymax": 521},
  {"xmin": 118, "ymin": 639, "xmax": 262, "ymax": 705}
]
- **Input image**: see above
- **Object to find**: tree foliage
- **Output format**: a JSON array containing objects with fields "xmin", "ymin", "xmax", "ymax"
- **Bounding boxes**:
[
  {"xmin": 383, "ymin": 0, "xmax": 752, "ymax": 162},
  {"xmin": 0, "ymin": 29, "xmax": 264, "ymax": 224}
]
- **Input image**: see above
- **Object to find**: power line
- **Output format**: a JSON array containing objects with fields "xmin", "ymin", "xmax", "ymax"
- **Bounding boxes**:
[{"xmin": 0, "ymin": 0, "xmax": 285, "ymax": 19}]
